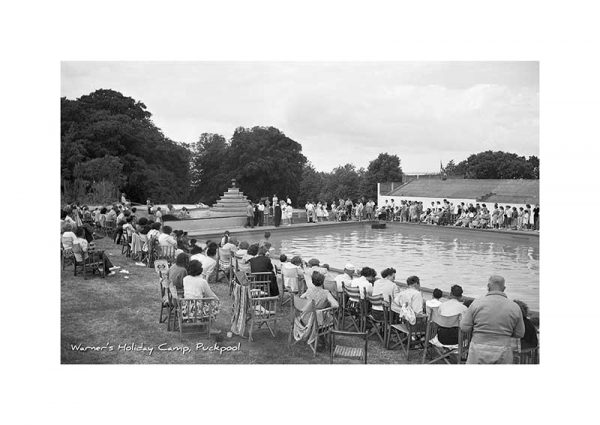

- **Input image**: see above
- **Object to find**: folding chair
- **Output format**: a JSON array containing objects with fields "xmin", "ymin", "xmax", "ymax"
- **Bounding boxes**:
[
  {"xmin": 120, "ymin": 232, "xmax": 132, "ymax": 257},
  {"xmin": 145, "ymin": 236, "xmax": 158, "ymax": 267},
  {"xmin": 365, "ymin": 291, "xmax": 388, "ymax": 345},
  {"xmin": 340, "ymin": 283, "xmax": 363, "ymax": 332},
  {"xmin": 329, "ymin": 330, "xmax": 368, "ymax": 364},
  {"xmin": 514, "ymin": 339, "xmax": 539, "ymax": 364},
  {"xmin": 173, "ymin": 298, "xmax": 213, "ymax": 340},
  {"xmin": 72, "ymin": 243, "xmax": 106, "ymax": 280},
  {"xmin": 422, "ymin": 311, "xmax": 466, "ymax": 364},
  {"xmin": 103, "ymin": 220, "xmax": 116, "ymax": 239},
  {"xmin": 61, "ymin": 245, "xmax": 75, "ymax": 271},
  {"xmin": 387, "ymin": 312, "xmax": 428, "ymax": 361},
  {"xmin": 247, "ymin": 273, "xmax": 279, "ymax": 342},
  {"xmin": 280, "ymin": 265, "xmax": 301, "ymax": 308},
  {"xmin": 217, "ymin": 248, "xmax": 233, "ymax": 286},
  {"xmin": 156, "ymin": 245, "xmax": 177, "ymax": 266},
  {"xmin": 288, "ymin": 295, "xmax": 337, "ymax": 356},
  {"xmin": 154, "ymin": 260, "xmax": 171, "ymax": 324}
]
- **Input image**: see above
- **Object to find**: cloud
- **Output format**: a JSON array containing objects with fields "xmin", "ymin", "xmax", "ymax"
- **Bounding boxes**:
[{"xmin": 61, "ymin": 61, "xmax": 539, "ymax": 172}]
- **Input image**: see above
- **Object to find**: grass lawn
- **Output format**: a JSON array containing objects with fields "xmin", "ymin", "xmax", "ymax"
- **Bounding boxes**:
[{"xmin": 61, "ymin": 236, "xmax": 421, "ymax": 364}]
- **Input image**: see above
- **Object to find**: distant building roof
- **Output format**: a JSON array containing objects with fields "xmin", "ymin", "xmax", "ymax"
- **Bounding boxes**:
[{"xmin": 387, "ymin": 179, "xmax": 539, "ymax": 204}]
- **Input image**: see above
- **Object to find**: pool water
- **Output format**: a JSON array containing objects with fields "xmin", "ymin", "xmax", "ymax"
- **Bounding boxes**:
[{"xmin": 260, "ymin": 224, "xmax": 539, "ymax": 310}]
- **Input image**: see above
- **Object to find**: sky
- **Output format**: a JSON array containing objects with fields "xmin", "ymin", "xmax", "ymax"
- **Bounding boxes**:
[{"xmin": 61, "ymin": 61, "xmax": 539, "ymax": 173}]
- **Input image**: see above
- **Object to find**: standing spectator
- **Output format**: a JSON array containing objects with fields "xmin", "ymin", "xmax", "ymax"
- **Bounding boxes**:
[
  {"xmin": 533, "ymin": 204, "xmax": 540, "ymax": 230},
  {"xmin": 274, "ymin": 200, "xmax": 282, "ymax": 227},
  {"xmin": 155, "ymin": 207, "xmax": 163, "ymax": 225},
  {"xmin": 245, "ymin": 200, "xmax": 255, "ymax": 228},
  {"xmin": 258, "ymin": 201, "xmax": 265, "ymax": 226},
  {"xmin": 460, "ymin": 275, "xmax": 525, "ymax": 364},
  {"xmin": 253, "ymin": 201, "xmax": 260, "ymax": 227}
]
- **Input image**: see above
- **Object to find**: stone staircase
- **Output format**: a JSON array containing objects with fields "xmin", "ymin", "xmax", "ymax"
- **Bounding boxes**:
[{"xmin": 211, "ymin": 186, "xmax": 249, "ymax": 215}]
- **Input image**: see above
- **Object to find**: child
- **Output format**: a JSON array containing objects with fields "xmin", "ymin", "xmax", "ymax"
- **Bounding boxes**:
[{"xmin": 425, "ymin": 288, "xmax": 443, "ymax": 315}]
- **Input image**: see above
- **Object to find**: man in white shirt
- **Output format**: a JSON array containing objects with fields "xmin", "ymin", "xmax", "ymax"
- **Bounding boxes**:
[
  {"xmin": 351, "ymin": 266, "xmax": 376, "ymax": 299},
  {"xmin": 257, "ymin": 202, "xmax": 265, "ymax": 226},
  {"xmin": 439, "ymin": 284, "xmax": 468, "ymax": 317},
  {"xmin": 158, "ymin": 225, "xmax": 177, "ymax": 247},
  {"xmin": 335, "ymin": 263, "xmax": 355, "ymax": 293},
  {"xmin": 191, "ymin": 247, "xmax": 217, "ymax": 281},
  {"xmin": 393, "ymin": 275, "xmax": 424, "ymax": 314},
  {"xmin": 372, "ymin": 267, "xmax": 397, "ymax": 308}
]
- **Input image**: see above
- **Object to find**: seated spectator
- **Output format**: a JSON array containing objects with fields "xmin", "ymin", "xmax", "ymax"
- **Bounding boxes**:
[
  {"xmin": 335, "ymin": 263, "xmax": 355, "ymax": 293},
  {"xmin": 147, "ymin": 222, "xmax": 161, "ymax": 240},
  {"xmin": 249, "ymin": 246, "xmax": 279, "ymax": 296},
  {"xmin": 235, "ymin": 241, "xmax": 249, "ymax": 258},
  {"xmin": 259, "ymin": 231, "xmax": 271, "ymax": 248},
  {"xmin": 167, "ymin": 252, "xmax": 189, "ymax": 297},
  {"xmin": 182, "ymin": 260, "xmax": 220, "ymax": 334},
  {"xmin": 372, "ymin": 267, "xmax": 396, "ymax": 302},
  {"xmin": 435, "ymin": 285, "xmax": 468, "ymax": 345},
  {"xmin": 221, "ymin": 237, "xmax": 238, "ymax": 255},
  {"xmin": 351, "ymin": 266, "xmax": 376, "ymax": 299},
  {"xmin": 514, "ymin": 299, "xmax": 539, "ymax": 350},
  {"xmin": 220, "ymin": 230, "xmax": 231, "ymax": 247},
  {"xmin": 306, "ymin": 258, "xmax": 328, "ymax": 287},
  {"xmin": 122, "ymin": 216, "xmax": 135, "ymax": 240},
  {"xmin": 61, "ymin": 223, "xmax": 77, "ymax": 250},
  {"xmin": 199, "ymin": 245, "xmax": 218, "ymax": 282},
  {"xmin": 238, "ymin": 243, "xmax": 258, "ymax": 273},
  {"xmin": 301, "ymin": 271, "xmax": 339, "ymax": 309},
  {"xmin": 372, "ymin": 267, "xmax": 397, "ymax": 318},
  {"xmin": 426, "ymin": 288, "xmax": 443, "ymax": 312},
  {"xmin": 281, "ymin": 255, "xmax": 304, "ymax": 293},
  {"xmin": 301, "ymin": 271, "xmax": 339, "ymax": 326},
  {"xmin": 393, "ymin": 275, "xmax": 424, "ymax": 314},
  {"xmin": 158, "ymin": 225, "xmax": 177, "ymax": 247},
  {"xmin": 72, "ymin": 227, "xmax": 118, "ymax": 275}
]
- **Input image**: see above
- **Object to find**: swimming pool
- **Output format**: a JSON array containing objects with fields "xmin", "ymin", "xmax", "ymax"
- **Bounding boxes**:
[{"xmin": 237, "ymin": 223, "xmax": 539, "ymax": 310}]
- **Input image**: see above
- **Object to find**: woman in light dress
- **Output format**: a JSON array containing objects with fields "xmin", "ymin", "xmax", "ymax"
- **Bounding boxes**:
[{"xmin": 316, "ymin": 202, "xmax": 324, "ymax": 222}]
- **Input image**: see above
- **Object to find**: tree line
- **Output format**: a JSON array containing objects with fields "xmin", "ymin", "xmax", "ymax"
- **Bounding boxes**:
[{"xmin": 61, "ymin": 89, "xmax": 538, "ymax": 206}]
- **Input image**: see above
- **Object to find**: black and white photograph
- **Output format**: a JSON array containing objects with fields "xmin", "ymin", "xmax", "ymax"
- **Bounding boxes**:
[
  {"xmin": 60, "ymin": 61, "xmax": 539, "ymax": 365},
  {"xmin": 6, "ymin": 1, "xmax": 600, "ymax": 423}
]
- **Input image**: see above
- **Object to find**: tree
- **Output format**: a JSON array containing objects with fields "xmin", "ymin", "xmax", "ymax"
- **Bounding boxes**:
[
  {"xmin": 297, "ymin": 163, "xmax": 327, "ymax": 205},
  {"xmin": 361, "ymin": 153, "xmax": 403, "ymax": 200},
  {"xmin": 61, "ymin": 89, "xmax": 191, "ymax": 204},
  {"xmin": 324, "ymin": 163, "xmax": 362, "ymax": 201},
  {"xmin": 444, "ymin": 151, "xmax": 538, "ymax": 179},
  {"xmin": 227, "ymin": 126, "xmax": 307, "ymax": 201},
  {"xmin": 189, "ymin": 133, "xmax": 232, "ymax": 205}
]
